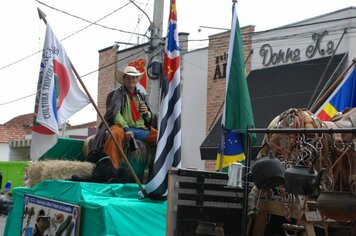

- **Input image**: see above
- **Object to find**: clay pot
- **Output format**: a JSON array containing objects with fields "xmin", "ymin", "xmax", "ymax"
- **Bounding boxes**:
[{"xmin": 316, "ymin": 191, "xmax": 356, "ymax": 221}]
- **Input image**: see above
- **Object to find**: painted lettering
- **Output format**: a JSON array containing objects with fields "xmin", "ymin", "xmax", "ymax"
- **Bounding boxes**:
[
  {"xmin": 259, "ymin": 30, "xmax": 334, "ymax": 67},
  {"xmin": 41, "ymin": 93, "xmax": 51, "ymax": 119},
  {"xmin": 214, "ymin": 65, "xmax": 222, "ymax": 80},
  {"xmin": 214, "ymin": 53, "xmax": 228, "ymax": 80},
  {"xmin": 260, "ymin": 44, "xmax": 300, "ymax": 67}
]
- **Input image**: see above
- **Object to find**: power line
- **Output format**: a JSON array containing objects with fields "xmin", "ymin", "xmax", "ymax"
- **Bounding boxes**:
[
  {"xmin": 0, "ymin": 47, "xmax": 147, "ymax": 107},
  {"xmin": 0, "ymin": 49, "xmax": 42, "ymax": 71},
  {"xmin": 36, "ymin": 0, "xmax": 149, "ymax": 38},
  {"xmin": 126, "ymin": 0, "xmax": 152, "ymax": 47},
  {"xmin": 0, "ymin": 1, "xmax": 150, "ymax": 72},
  {"xmin": 2, "ymin": 7, "xmax": 354, "ymax": 72},
  {"xmin": 2, "ymin": 6, "xmax": 356, "ymax": 107},
  {"xmin": 187, "ymin": 26, "xmax": 356, "ymax": 51},
  {"xmin": 0, "ymin": 93, "xmax": 37, "ymax": 106}
]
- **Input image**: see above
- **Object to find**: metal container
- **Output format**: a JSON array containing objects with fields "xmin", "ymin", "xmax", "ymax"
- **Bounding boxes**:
[
  {"xmin": 317, "ymin": 191, "xmax": 356, "ymax": 221},
  {"xmin": 251, "ymin": 154, "xmax": 285, "ymax": 189},
  {"xmin": 285, "ymin": 166, "xmax": 326, "ymax": 196},
  {"xmin": 227, "ymin": 162, "xmax": 244, "ymax": 188}
]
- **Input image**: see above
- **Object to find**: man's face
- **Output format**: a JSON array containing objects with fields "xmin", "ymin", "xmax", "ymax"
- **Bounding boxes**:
[{"xmin": 123, "ymin": 75, "xmax": 139, "ymax": 90}]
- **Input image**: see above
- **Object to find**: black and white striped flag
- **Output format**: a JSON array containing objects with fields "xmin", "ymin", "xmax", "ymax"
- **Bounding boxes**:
[{"xmin": 145, "ymin": 0, "xmax": 181, "ymax": 199}]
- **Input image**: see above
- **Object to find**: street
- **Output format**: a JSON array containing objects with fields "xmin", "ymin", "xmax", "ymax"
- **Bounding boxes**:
[{"xmin": 0, "ymin": 215, "xmax": 6, "ymax": 236}]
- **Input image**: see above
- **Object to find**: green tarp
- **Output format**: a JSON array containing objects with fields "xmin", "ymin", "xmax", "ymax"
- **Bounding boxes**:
[
  {"xmin": 39, "ymin": 138, "xmax": 86, "ymax": 161},
  {"xmin": 4, "ymin": 180, "xmax": 167, "ymax": 236}
]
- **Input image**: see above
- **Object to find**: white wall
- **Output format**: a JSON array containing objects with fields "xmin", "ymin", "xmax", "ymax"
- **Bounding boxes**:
[
  {"xmin": 251, "ymin": 8, "xmax": 356, "ymax": 71},
  {"xmin": 63, "ymin": 127, "xmax": 89, "ymax": 137},
  {"xmin": 2, "ymin": 126, "xmax": 91, "ymax": 161},
  {"xmin": 181, "ymin": 48, "xmax": 208, "ymax": 169},
  {"xmin": 0, "ymin": 143, "xmax": 10, "ymax": 161},
  {"xmin": 9, "ymin": 147, "xmax": 30, "ymax": 161}
]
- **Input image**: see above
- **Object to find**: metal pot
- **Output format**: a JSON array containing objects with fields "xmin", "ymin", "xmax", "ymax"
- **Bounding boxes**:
[
  {"xmin": 317, "ymin": 191, "xmax": 356, "ymax": 221},
  {"xmin": 285, "ymin": 165, "xmax": 326, "ymax": 196},
  {"xmin": 251, "ymin": 153, "xmax": 285, "ymax": 189}
]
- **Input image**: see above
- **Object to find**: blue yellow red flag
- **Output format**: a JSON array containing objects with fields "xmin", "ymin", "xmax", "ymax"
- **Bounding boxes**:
[{"xmin": 316, "ymin": 67, "xmax": 356, "ymax": 121}]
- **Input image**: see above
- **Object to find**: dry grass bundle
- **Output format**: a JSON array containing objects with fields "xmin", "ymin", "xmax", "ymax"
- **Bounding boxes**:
[{"xmin": 27, "ymin": 160, "xmax": 94, "ymax": 187}]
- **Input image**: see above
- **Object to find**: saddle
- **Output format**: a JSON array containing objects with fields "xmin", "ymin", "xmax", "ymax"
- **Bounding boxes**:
[
  {"xmin": 324, "ymin": 108, "xmax": 356, "ymax": 151},
  {"xmin": 330, "ymin": 108, "xmax": 356, "ymax": 128}
]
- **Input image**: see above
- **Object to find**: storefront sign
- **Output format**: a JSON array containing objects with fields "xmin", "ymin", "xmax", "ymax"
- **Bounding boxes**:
[
  {"xmin": 21, "ymin": 194, "xmax": 81, "ymax": 236},
  {"xmin": 259, "ymin": 30, "xmax": 335, "ymax": 67},
  {"xmin": 213, "ymin": 52, "xmax": 228, "ymax": 80},
  {"xmin": 128, "ymin": 58, "xmax": 148, "ymax": 90}
]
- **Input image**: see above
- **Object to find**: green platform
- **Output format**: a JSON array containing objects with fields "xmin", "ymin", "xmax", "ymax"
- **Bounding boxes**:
[{"xmin": 4, "ymin": 180, "xmax": 167, "ymax": 236}]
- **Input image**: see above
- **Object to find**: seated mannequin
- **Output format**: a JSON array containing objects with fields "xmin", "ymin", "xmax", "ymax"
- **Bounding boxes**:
[{"xmin": 86, "ymin": 66, "xmax": 157, "ymax": 182}]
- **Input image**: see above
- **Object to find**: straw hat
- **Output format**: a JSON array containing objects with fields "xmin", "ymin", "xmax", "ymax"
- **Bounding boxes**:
[{"xmin": 115, "ymin": 66, "xmax": 144, "ymax": 84}]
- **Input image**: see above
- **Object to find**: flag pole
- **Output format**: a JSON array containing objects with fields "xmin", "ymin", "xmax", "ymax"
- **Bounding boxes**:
[
  {"xmin": 309, "ymin": 58, "xmax": 356, "ymax": 113},
  {"xmin": 218, "ymin": 126, "xmax": 226, "ymax": 172},
  {"xmin": 37, "ymin": 8, "xmax": 147, "ymax": 196}
]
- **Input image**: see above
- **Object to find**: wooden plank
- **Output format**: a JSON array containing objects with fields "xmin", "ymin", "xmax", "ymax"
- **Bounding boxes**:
[
  {"xmin": 252, "ymin": 210, "xmax": 268, "ymax": 236},
  {"xmin": 168, "ymin": 168, "xmax": 250, "ymax": 235},
  {"xmin": 252, "ymin": 199, "xmax": 320, "ymax": 236},
  {"xmin": 305, "ymin": 210, "xmax": 322, "ymax": 222},
  {"xmin": 179, "ymin": 181, "xmax": 244, "ymax": 192},
  {"xmin": 258, "ymin": 199, "xmax": 302, "ymax": 219},
  {"xmin": 176, "ymin": 205, "xmax": 242, "ymax": 236},
  {"xmin": 178, "ymin": 192, "xmax": 242, "ymax": 204},
  {"xmin": 300, "ymin": 218, "xmax": 316, "ymax": 236},
  {"xmin": 166, "ymin": 169, "xmax": 179, "ymax": 236},
  {"xmin": 178, "ymin": 168, "xmax": 228, "ymax": 180}
]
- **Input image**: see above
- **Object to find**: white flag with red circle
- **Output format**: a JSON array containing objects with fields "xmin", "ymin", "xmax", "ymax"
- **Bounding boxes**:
[{"xmin": 30, "ymin": 24, "xmax": 89, "ymax": 160}]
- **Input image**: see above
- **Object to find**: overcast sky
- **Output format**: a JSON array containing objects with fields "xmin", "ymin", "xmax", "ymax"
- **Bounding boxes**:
[{"xmin": 0, "ymin": 0, "xmax": 354, "ymax": 125}]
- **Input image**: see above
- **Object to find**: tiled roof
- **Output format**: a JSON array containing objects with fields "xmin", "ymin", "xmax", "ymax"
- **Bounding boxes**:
[
  {"xmin": 0, "ymin": 113, "xmax": 96, "ymax": 143},
  {"xmin": 68, "ymin": 121, "xmax": 97, "ymax": 129},
  {"xmin": 0, "ymin": 124, "xmax": 31, "ymax": 143},
  {"xmin": 4, "ymin": 113, "xmax": 34, "ymax": 126},
  {"xmin": 1, "ymin": 113, "xmax": 33, "ymax": 143}
]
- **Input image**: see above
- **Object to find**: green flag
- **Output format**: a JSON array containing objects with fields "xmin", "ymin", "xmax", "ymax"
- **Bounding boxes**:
[
  {"xmin": 222, "ymin": 3, "xmax": 255, "ymax": 134},
  {"xmin": 216, "ymin": 3, "xmax": 255, "ymax": 171}
]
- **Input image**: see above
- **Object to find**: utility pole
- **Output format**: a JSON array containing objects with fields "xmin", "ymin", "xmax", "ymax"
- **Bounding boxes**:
[
  {"xmin": 151, "ymin": 0, "xmax": 164, "ymax": 49},
  {"xmin": 146, "ymin": 0, "xmax": 164, "ymax": 114}
]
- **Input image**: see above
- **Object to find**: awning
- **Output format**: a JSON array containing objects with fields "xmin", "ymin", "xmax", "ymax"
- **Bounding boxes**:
[{"xmin": 200, "ymin": 54, "xmax": 346, "ymax": 160}]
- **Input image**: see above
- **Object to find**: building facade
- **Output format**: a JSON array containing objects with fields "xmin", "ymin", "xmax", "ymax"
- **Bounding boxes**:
[
  {"xmin": 97, "ymin": 33, "xmax": 208, "ymax": 169},
  {"xmin": 0, "ymin": 113, "xmax": 95, "ymax": 161},
  {"xmin": 201, "ymin": 7, "xmax": 356, "ymax": 170}
]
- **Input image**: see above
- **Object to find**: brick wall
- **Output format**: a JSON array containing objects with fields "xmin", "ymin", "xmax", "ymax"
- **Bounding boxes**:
[
  {"xmin": 204, "ymin": 25, "xmax": 255, "ymax": 171},
  {"xmin": 97, "ymin": 46, "xmax": 117, "ymax": 124},
  {"xmin": 97, "ymin": 28, "xmax": 254, "ymax": 172}
]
